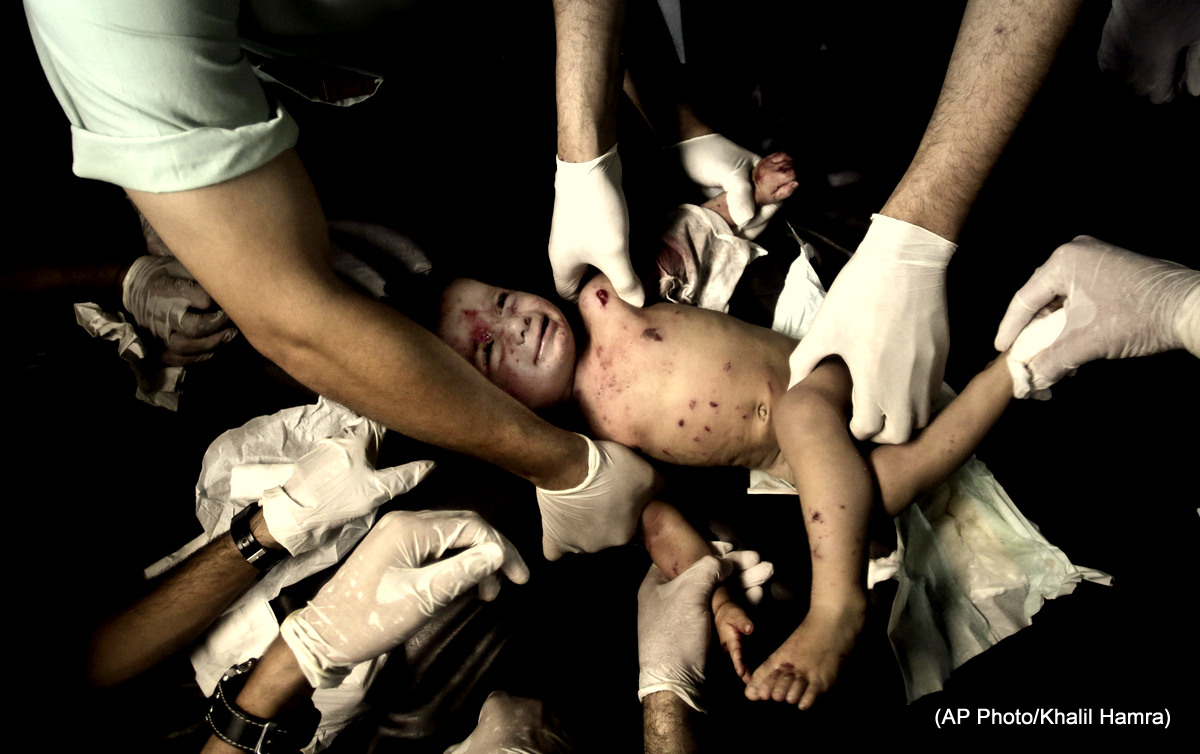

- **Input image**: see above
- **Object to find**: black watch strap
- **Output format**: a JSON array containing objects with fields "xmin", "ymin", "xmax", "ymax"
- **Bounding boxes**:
[
  {"xmin": 206, "ymin": 659, "xmax": 319, "ymax": 753},
  {"xmin": 230, "ymin": 503, "xmax": 287, "ymax": 572}
]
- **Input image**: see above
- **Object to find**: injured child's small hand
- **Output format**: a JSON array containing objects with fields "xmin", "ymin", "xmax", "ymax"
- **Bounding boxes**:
[
  {"xmin": 753, "ymin": 152, "xmax": 799, "ymax": 206},
  {"xmin": 714, "ymin": 598, "xmax": 755, "ymax": 684}
]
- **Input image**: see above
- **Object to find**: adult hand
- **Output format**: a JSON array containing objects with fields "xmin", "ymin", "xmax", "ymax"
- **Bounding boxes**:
[
  {"xmin": 789, "ymin": 214, "xmax": 956, "ymax": 444},
  {"xmin": 444, "ymin": 691, "xmax": 570, "ymax": 754},
  {"xmin": 637, "ymin": 556, "xmax": 731, "ymax": 711},
  {"xmin": 995, "ymin": 235, "xmax": 1200, "ymax": 391},
  {"xmin": 121, "ymin": 255, "xmax": 237, "ymax": 366},
  {"xmin": 280, "ymin": 510, "xmax": 529, "ymax": 689},
  {"xmin": 1097, "ymin": 0, "xmax": 1200, "ymax": 103},
  {"xmin": 260, "ymin": 418, "xmax": 435, "ymax": 556},
  {"xmin": 537, "ymin": 435, "xmax": 658, "ymax": 560},
  {"xmin": 673, "ymin": 133, "xmax": 762, "ymax": 229},
  {"xmin": 549, "ymin": 145, "xmax": 644, "ymax": 306},
  {"xmin": 711, "ymin": 542, "xmax": 774, "ymax": 605}
]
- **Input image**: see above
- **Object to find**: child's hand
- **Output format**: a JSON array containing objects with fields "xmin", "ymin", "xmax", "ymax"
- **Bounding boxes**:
[
  {"xmin": 714, "ymin": 600, "xmax": 755, "ymax": 683},
  {"xmin": 752, "ymin": 153, "xmax": 799, "ymax": 205}
]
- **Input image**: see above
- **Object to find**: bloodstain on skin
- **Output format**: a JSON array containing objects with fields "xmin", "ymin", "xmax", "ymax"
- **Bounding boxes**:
[
  {"xmin": 781, "ymin": 662, "xmax": 796, "ymax": 672},
  {"xmin": 994, "ymin": 24, "xmax": 1005, "ymax": 34},
  {"xmin": 724, "ymin": 362, "xmax": 732, "ymax": 371},
  {"xmin": 678, "ymin": 419, "xmax": 685, "ymax": 427},
  {"xmin": 693, "ymin": 436, "xmax": 701, "ymax": 443},
  {"xmin": 688, "ymin": 399, "xmax": 696, "ymax": 409},
  {"xmin": 596, "ymin": 289, "xmax": 609, "ymax": 306},
  {"xmin": 709, "ymin": 401, "xmax": 719, "ymax": 408},
  {"xmin": 642, "ymin": 328, "xmax": 663, "ymax": 341},
  {"xmin": 811, "ymin": 511, "xmax": 823, "ymax": 523},
  {"xmin": 767, "ymin": 381, "xmax": 775, "ymax": 395},
  {"xmin": 704, "ymin": 426, "xmax": 711, "ymax": 432},
  {"xmin": 742, "ymin": 414, "xmax": 748, "ymax": 420},
  {"xmin": 839, "ymin": 505, "xmax": 846, "ymax": 510},
  {"xmin": 661, "ymin": 448, "xmax": 673, "ymax": 456}
]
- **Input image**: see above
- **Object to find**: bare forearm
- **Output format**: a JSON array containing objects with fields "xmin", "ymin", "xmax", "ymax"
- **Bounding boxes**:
[
  {"xmin": 88, "ymin": 523, "xmax": 266, "ymax": 687},
  {"xmin": 869, "ymin": 357, "xmax": 1012, "ymax": 515},
  {"xmin": 881, "ymin": 0, "xmax": 1084, "ymax": 241},
  {"xmin": 643, "ymin": 691, "xmax": 699, "ymax": 754},
  {"xmin": 201, "ymin": 637, "xmax": 312, "ymax": 754},
  {"xmin": 554, "ymin": 0, "xmax": 625, "ymax": 161},
  {"xmin": 641, "ymin": 500, "xmax": 732, "ymax": 612},
  {"xmin": 129, "ymin": 152, "xmax": 585, "ymax": 490}
]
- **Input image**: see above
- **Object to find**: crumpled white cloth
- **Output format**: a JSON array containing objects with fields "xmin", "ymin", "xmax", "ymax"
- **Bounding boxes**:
[
  {"xmin": 658, "ymin": 205, "xmax": 768, "ymax": 312},
  {"xmin": 73, "ymin": 303, "xmax": 184, "ymax": 410},
  {"xmin": 710, "ymin": 242, "xmax": 1108, "ymax": 702}
]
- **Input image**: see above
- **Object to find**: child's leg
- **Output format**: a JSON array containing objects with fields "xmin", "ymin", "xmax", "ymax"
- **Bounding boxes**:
[
  {"xmin": 641, "ymin": 500, "xmax": 756, "ymax": 681},
  {"xmin": 869, "ymin": 356, "xmax": 1013, "ymax": 515},
  {"xmin": 747, "ymin": 359, "xmax": 868, "ymax": 710}
]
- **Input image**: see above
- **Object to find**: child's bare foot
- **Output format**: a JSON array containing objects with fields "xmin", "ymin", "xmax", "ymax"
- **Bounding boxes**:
[
  {"xmin": 744, "ymin": 600, "xmax": 865, "ymax": 710},
  {"xmin": 753, "ymin": 152, "xmax": 798, "ymax": 205},
  {"xmin": 714, "ymin": 600, "xmax": 755, "ymax": 683}
]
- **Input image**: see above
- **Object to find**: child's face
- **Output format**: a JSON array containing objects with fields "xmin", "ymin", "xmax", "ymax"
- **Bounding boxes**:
[{"xmin": 438, "ymin": 279, "xmax": 577, "ymax": 409}]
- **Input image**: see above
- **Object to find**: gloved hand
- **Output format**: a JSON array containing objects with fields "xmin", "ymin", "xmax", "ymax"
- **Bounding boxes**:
[
  {"xmin": 260, "ymin": 417, "xmax": 435, "ymax": 556},
  {"xmin": 673, "ymin": 133, "xmax": 762, "ymax": 230},
  {"xmin": 994, "ymin": 235, "xmax": 1200, "ymax": 391},
  {"xmin": 536, "ymin": 435, "xmax": 659, "ymax": 560},
  {"xmin": 637, "ymin": 556, "xmax": 731, "ymax": 711},
  {"xmin": 711, "ymin": 542, "xmax": 774, "ymax": 605},
  {"xmin": 122, "ymin": 255, "xmax": 237, "ymax": 366},
  {"xmin": 549, "ymin": 144, "xmax": 644, "ymax": 306},
  {"xmin": 789, "ymin": 214, "xmax": 956, "ymax": 444},
  {"xmin": 280, "ymin": 509, "xmax": 529, "ymax": 689},
  {"xmin": 443, "ymin": 691, "xmax": 571, "ymax": 754},
  {"xmin": 1097, "ymin": 0, "xmax": 1200, "ymax": 103}
]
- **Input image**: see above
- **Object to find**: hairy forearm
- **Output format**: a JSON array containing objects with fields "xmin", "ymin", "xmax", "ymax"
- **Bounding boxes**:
[
  {"xmin": 881, "ymin": 0, "xmax": 1084, "ymax": 241},
  {"xmin": 554, "ymin": 0, "xmax": 625, "ymax": 161},
  {"xmin": 88, "ymin": 522, "xmax": 266, "ymax": 687},
  {"xmin": 869, "ymin": 357, "xmax": 1012, "ymax": 515},
  {"xmin": 128, "ymin": 151, "xmax": 585, "ymax": 490},
  {"xmin": 643, "ymin": 691, "xmax": 700, "ymax": 754}
]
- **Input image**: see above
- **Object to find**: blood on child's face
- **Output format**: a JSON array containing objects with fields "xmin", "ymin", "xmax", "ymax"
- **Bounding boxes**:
[{"xmin": 437, "ymin": 279, "xmax": 576, "ymax": 409}]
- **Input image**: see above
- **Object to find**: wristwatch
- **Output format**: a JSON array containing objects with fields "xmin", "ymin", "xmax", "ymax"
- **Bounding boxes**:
[
  {"xmin": 230, "ymin": 503, "xmax": 287, "ymax": 572},
  {"xmin": 206, "ymin": 658, "xmax": 320, "ymax": 753}
]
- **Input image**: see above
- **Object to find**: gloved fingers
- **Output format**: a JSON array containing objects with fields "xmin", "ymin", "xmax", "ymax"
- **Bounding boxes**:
[
  {"xmin": 424, "ymin": 510, "xmax": 531, "ymax": 586},
  {"xmin": 162, "ymin": 322, "xmax": 236, "ymax": 356},
  {"xmin": 372, "ymin": 459, "xmax": 437, "ymax": 501},
  {"xmin": 331, "ymin": 415, "xmax": 387, "ymax": 464},
  {"xmin": 477, "ymin": 572, "xmax": 503, "ymax": 602},
  {"xmin": 845, "ymin": 384, "xmax": 886, "ymax": 443},
  {"xmin": 861, "ymin": 401, "xmax": 913, "ymax": 446},
  {"xmin": 673, "ymin": 555, "xmax": 733, "ymax": 600},
  {"xmin": 411, "ymin": 540, "xmax": 508, "ymax": 608},
  {"xmin": 175, "ymin": 308, "xmax": 232, "ymax": 338},
  {"xmin": 744, "ymin": 585, "xmax": 764, "ymax": 606},
  {"xmin": 994, "ymin": 266, "xmax": 1064, "ymax": 351},
  {"xmin": 709, "ymin": 541, "xmax": 734, "ymax": 557},
  {"xmin": 722, "ymin": 174, "xmax": 758, "ymax": 229},
  {"xmin": 597, "ymin": 255, "xmax": 646, "ymax": 307},
  {"xmin": 551, "ymin": 258, "xmax": 588, "ymax": 302},
  {"xmin": 167, "ymin": 275, "xmax": 215, "ymax": 311}
]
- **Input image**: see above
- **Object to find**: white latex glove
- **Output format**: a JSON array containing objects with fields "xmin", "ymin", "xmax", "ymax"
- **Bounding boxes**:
[
  {"xmin": 711, "ymin": 542, "xmax": 774, "ymax": 606},
  {"xmin": 549, "ymin": 144, "xmax": 644, "ymax": 306},
  {"xmin": 1098, "ymin": 0, "xmax": 1200, "ymax": 103},
  {"xmin": 260, "ymin": 418, "xmax": 435, "ymax": 556},
  {"xmin": 637, "ymin": 556, "xmax": 731, "ymax": 711},
  {"xmin": 121, "ymin": 255, "xmax": 237, "ymax": 366},
  {"xmin": 443, "ymin": 691, "xmax": 571, "ymax": 754},
  {"xmin": 790, "ymin": 214, "xmax": 956, "ymax": 444},
  {"xmin": 281, "ymin": 509, "xmax": 529, "ymax": 689},
  {"xmin": 994, "ymin": 235, "xmax": 1200, "ymax": 391},
  {"xmin": 672, "ymin": 133, "xmax": 763, "ymax": 230},
  {"xmin": 536, "ymin": 435, "xmax": 658, "ymax": 561}
]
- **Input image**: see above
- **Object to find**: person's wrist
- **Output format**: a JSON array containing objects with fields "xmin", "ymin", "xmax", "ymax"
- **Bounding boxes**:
[
  {"xmin": 531, "ymin": 432, "xmax": 591, "ymax": 491},
  {"xmin": 250, "ymin": 510, "xmax": 283, "ymax": 551}
]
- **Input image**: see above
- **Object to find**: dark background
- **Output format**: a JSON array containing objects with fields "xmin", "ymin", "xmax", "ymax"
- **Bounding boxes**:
[{"xmin": 8, "ymin": 0, "xmax": 1197, "ymax": 748}]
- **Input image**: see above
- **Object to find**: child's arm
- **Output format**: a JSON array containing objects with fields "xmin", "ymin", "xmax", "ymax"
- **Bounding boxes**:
[
  {"xmin": 642, "ymin": 500, "xmax": 756, "ymax": 682},
  {"xmin": 868, "ymin": 356, "xmax": 1013, "ymax": 515},
  {"xmin": 700, "ymin": 153, "xmax": 798, "ymax": 229}
]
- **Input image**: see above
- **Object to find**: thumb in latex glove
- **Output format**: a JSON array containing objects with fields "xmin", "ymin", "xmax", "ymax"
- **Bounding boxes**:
[
  {"xmin": 537, "ymin": 435, "xmax": 659, "ymax": 560},
  {"xmin": 443, "ymin": 691, "xmax": 571, "ymax": 754},
  {"xmin": 789, "ymin": 214, "xmax": 956, "ymax": 444},
  {"xmin": 994, "ymin": 235, "xmax": 1200, "ymax": 392},
  {"xmin": 673, "ymin": 133, "xmax": 764, "ymax": 230},
  {"xmin": 261, "ymin": 418, "xmax": 435, "ymax": 556},
  {"xmin": 637, "ymin": 556, "xmax": 732, "ymax": 711},
  {"xmin": 281, "ymin": 509, "xmax": 529, "ymax": 689},
  {"xmin": 549, "ymin": 144, "xmax": 644, "ymax": 306},
  {"xmin": 1097, "ymin": 0, "xmax": 1200, "ymax": 103},
  {"xmin": 710, "ymin": 542, "xmax": 774, "ymax": 606},
  {"xmin": 122, "ymin": 255, "xmax": 237, "ymax": 366}
]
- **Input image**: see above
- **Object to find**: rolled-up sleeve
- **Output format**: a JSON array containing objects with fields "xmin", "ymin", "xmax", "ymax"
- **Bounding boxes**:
[{"xmin": 25, "ymin": 0, "xmax": 298, "ymax": 192}]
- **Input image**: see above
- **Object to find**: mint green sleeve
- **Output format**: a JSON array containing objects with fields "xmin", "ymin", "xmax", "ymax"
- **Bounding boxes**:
[{"xmin": 25, "ymin": 0, "xmax": 298, "ymax": 192}]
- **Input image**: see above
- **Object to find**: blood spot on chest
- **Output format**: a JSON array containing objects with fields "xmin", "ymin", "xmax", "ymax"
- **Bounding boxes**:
[
  {"xmin": 596, "ymin": 289, "xmax": 609, "ymax": 306},
  {"xmin": 688, "ymin": 399, "xmax": 696, "ymax": 409},
  {"xmin": 642, "ymin": 328, "xmax": 663, "ymax": 342},
  {"xmin": 709, "ymin": 401, "xmax": 719, "ymax": 408},
  {"xmin": 678, "ymin": 419, "xmax": 685, "ymax": 427}
]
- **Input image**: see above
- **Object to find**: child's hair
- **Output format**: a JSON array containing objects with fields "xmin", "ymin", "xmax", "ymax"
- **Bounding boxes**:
[{"xmin": 380, "ymin": 267, "xmax": 456, "ymax": 334}]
